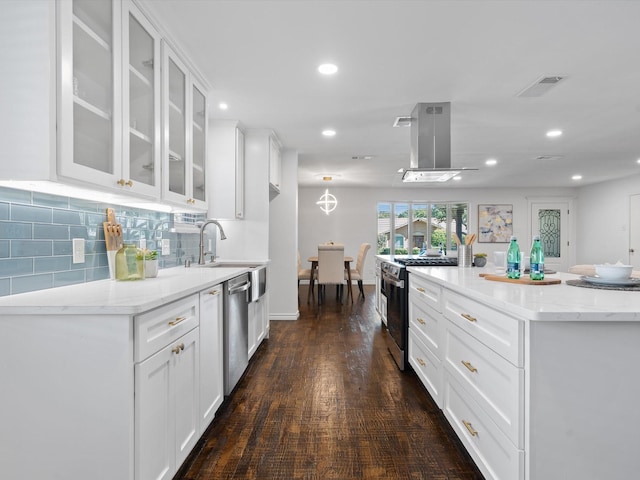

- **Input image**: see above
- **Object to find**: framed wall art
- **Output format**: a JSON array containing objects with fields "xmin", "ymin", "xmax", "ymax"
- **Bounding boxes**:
[{"xmin": 478, "ymin": 204, "xmax": 513, "ymax": 243}]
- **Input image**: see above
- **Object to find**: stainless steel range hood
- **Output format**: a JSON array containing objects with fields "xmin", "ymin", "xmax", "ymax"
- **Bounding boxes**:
[{"xmin": 402, "ymin": 102, "xmax": 473, "ymax": 183}]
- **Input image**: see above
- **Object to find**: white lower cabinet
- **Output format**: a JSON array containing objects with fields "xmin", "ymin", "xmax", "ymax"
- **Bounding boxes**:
[
  {"xmin": 443, "ymin": 374, "xmax": 524, "ymax": 480},
  {"xmin": 248, "ymin": 294, "xmax": 267, "ymax": 359},
  {"xmin": 408, "ymin": 272, "xmax": 524, "ymax": 480},
  {"xmin": 408, "ymin": 273, "xmax": 444, "ymax": 406},
  {"xmin": 199, "ymin": 285, "xmax": 224, "ymax": 433},
  {"xmin": 135, "ymin": 297, "xmax": 201, "ymax": 480}
]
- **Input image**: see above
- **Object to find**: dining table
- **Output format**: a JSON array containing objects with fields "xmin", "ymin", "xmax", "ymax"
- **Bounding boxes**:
[{"xmin": 307, "ymin": 255, "xmax": 354, "ymax": 303}]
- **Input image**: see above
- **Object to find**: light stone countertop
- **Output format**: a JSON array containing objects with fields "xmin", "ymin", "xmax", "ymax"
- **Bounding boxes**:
[
  {"xmin": 0, "ymin": 262, "xmax": 267, "ymax": 316},
  {"xmin": 407, "ymin": 265, "xmax": 640, "ymax": 322}
]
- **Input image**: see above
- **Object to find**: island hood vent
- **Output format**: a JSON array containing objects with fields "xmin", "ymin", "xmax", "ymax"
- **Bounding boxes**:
[{"xmin": 402, "ymin": 102, "xmax": 475, "ymax": 183}]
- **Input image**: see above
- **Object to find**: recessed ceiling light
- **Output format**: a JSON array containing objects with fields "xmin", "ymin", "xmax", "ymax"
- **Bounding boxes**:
[
  {"xmin": 397, "ymin": 168, "xmax": 404, "ymax": 173},
  {"xmin": 485, "ymin": 159, "xmax": 497, "ymax": 166},
  {"xmin": 572, "ymin": 174, "xmax": 582, "ymax": 180},
  {"xmin": 322, "ymin": 129, "xmax": 336, "ymax": 137},
  {"xmin": 318, "ymin": 63, "xmax": 338, "ymax": 75},
  {"xmin": 546, "ymin": 129, "xmax": 563, "ymax": 138},
  {"xmin": 636, "ymin": 158, "xmax": 640, "ymax": 164},
  {"xmin": 218, "ymin": 102, "xmax": 228, "ymax": 110},
  {"xmin": 453, "ymin": 176, "xmax": 462, "ymax": 181}
]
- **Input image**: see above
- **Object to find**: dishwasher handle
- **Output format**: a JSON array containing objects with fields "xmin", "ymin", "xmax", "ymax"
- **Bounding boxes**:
[{"xmin": 228, "ymin": 281, "xmax": 251, "ymax": 295}]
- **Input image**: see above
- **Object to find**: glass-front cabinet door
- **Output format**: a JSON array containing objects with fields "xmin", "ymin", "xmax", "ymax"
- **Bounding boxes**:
[
  {"xmin": 122, "ymin": 1, "xmax": 161, "ymax": 198},
  {"xmin": 163, "ymin": 45, "xmax": 188, "ymax": 204},
  {"xmin": 191, "ymin": 82, "xmax": 207, "ymax": 206},
  {"xmin": 162, "ymin": 42, "xmax": 208, "ymax": 209},
  {"xmin": 58, "ymin": 0, "xmax": 122, "ymax": 185}
]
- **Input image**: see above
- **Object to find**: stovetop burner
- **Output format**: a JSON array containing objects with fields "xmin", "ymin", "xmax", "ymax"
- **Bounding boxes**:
[{"xmin": 395, "ymin": 257, "xmax": 458, "ymax": 267}]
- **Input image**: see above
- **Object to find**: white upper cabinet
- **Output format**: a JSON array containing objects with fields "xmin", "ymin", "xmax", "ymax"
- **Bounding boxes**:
[
  {"xmin": 4, "ymin": 0, "xmax": 207, "ymax": 208},
  {"xmin": 122, "ymin": 1, "xmax": 162, "ymax": 198},
  {"xmin": 162, "ymin": 43, "xmax": 208, "ymax": 210},
  {"xmin": 209, "ymin": 121, "xmax": 245, "ymax": 220},
  {"xmin": 58, "ymin": 0, "xmax": 123, "ymax": 189}
]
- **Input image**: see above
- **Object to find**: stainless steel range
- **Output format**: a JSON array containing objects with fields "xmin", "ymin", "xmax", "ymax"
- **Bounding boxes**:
[{"xmin": 380, "ymin": 256, "xmax": 458, "ymax": 370}]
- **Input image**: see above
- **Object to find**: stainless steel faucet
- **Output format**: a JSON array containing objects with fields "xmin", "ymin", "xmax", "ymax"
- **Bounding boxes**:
[{"xmin": 198, "ymin": 219, "xmax": 227, "ymax": 265}]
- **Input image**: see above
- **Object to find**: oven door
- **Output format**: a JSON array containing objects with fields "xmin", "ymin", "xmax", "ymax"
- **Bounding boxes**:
[{"xmin": 381, "ymin": 270, "xmax": 406, "ymax": 370}]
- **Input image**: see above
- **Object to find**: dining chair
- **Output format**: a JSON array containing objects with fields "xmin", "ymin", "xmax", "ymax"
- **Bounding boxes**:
[
  {"xmin": 317, "ymin": 243, "xmax": 346, "ymax": 304},
  {"xmin": 348, "ymin": 243, "xmax": 371, "ymax": 298},
  {"xmin": 297, "ymin": 251, "xmax": 314, "ymax": 299}
]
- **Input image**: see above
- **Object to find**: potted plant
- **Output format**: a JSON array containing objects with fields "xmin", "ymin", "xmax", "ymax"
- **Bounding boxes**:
[
  {"xmin": 144, "ymin": 249, "xmax": 159, "ymax": 278},
  {"xmin": 473, "ymin": 252, "xmax": 487, "ymax": 267}
]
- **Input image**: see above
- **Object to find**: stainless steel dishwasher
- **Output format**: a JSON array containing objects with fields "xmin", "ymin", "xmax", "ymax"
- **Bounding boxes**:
[{"xmin": 223, "ymin": 273, "xmax": 251, "ymax": 396}]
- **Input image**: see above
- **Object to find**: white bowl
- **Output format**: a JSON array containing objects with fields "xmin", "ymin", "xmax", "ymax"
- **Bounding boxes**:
[{"xmin": 594, "ymin": 264, "xmax": 633, "ymax": 281}]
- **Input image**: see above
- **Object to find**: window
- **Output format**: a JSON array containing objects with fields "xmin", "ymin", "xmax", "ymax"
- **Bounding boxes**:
[{"xmin": 377, "ymin": 201, "xmax": 468, "ymax": 256}]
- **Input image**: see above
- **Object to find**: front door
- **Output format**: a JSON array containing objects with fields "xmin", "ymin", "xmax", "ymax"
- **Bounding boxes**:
[{"xmin": 529, "ymin": 200, "xmax": 573, "ymax": 272}]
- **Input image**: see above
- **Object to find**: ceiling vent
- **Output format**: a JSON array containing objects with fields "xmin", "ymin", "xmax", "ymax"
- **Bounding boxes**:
[
  {"xmin": 393, "ymin": 116, "xmax": 412, "ymax": 127},
  {"xmin": 517, "ymin": 75, "xmax": 566, "ymax": 97}
]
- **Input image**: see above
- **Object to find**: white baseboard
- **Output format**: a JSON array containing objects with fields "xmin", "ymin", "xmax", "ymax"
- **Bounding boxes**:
[{"xmin": 269, "ymin": 311, "xmax": 300, "ymax": 321}]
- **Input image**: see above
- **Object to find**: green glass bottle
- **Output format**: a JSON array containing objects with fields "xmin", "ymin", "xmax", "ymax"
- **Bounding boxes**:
[
  {"xmin": 506, "ymin": 236, "xmax": 521, "ymax": 279},
  {"xmin": 529, "ymin": 235, "xmax": 545, "ymax": 281},
  {"xmin": 115, "ymin": 244, "xmax": 145, "ymax": 281}
]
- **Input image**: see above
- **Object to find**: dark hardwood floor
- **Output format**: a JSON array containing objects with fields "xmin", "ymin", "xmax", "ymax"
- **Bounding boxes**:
[{"xmin": 175, "ymin": 285, "xmax": 484, "ymax": 479}]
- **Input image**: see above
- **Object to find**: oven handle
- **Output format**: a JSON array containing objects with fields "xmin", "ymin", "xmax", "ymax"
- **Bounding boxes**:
[{"xmin": 382, "ymin": 272, "xmax": 404, "ymax": 289}]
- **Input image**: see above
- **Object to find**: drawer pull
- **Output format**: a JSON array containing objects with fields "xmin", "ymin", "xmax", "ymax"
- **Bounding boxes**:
[
  {"xmin": 416, "ymin": 357, "xmax": 426, "ymax": 367},
  {"xmin": 462, "ymin": 420, "xmax": 478, "ymax": 437},
  {"xmin": 171, "ymin": 343, "xmax": 185, "ymax": 354},
  {"xmin": 417, "ymin": 317, "xmax": 426, "ymax": 325},
  {"xmin": 416, "ymin": 287, "xmax": 426, "ymax": 293},
  {"xmin": 208, "ymin": 290, "xmax": 220, "ymax": 296},
  {"xmin": 169, "ymin": 316, "xmax": 187, "ymax": 326},
  {"xmin": 461, "ymin": 313, "xmax": 477, "ymax": 323},
  {"xmin": 461, "ymin": 360, "xmax": 478, "ymax": 373}
]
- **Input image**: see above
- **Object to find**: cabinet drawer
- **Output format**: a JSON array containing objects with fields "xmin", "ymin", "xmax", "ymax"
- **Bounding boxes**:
[
  {"xmin": 135, "ymin": 295, "xmax": 199, "ymax": 362},
  {"xmin": 409, "ymin": 331, "xmax": 443, "ymax": 407},
  {"xmin": 444, "ymin": 323, "xmax": 524, "ymax": 448},
  {"xmin": 409, "ymin": 298, "xmax": 442, "ymax": 355},
  {"xmin": 444, "ymin": 375, "xmax": 524, "ymax": 480},
  {"xmin": 409, "ymin": 274, "xmax": 441, "ymax": 312},
  {"xmin": 443, "ymin": 290, "xmax": 523, "ymax": 367}
]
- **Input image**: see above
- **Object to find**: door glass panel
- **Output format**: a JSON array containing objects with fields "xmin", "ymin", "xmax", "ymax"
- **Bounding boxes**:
[
  {"xmin": 538, "ymin": 209, "xmax": 561, "ymax": 258},
  {"xmin": 168, "ymin": 58, "xmax": 186, "ymax": 195},
  {"xmin": 128, "ymin": 14, "xmax": 155, "ymax": 186},
  {"xmin": 72, "ymin": 0, "xmax": 113, "ymax": 173},
  {"xmin": 192, "ymin": 85, "xmax": 206, "ymax": 201}
]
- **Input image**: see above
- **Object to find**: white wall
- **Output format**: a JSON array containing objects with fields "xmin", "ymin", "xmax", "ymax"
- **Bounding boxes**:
[
  {"xmin": 268, "ymin": 149, "xmax": 299, "ymax": 320},
  {"xmin": 214, "ymin": 129, "xmax": 271, "ymax": 261},
  {"xmin": 299, "ymin": 185, "xmax": 579, "ymax": 283},
  {"xmin": 576, "ymin": 172, "xmax": 640, "ymax": 264}
]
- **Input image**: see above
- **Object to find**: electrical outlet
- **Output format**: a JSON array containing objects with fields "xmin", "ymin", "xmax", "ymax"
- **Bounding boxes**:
[
  {"xmin": 139, "ymin": 238, "xmax": 146, "ymax": 250},
  {"xmin": 161, "ymin": 239, "xmax": 170, "ymax": 256},
  {"xmin": 72, "ymin": 238, "xmax": 85, "ymax": 264}
]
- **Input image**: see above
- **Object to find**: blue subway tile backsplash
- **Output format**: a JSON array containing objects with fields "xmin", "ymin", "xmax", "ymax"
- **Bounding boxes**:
[{"xmin": 0, "ymin": 187, "xmax": 206, "ymax": 297}]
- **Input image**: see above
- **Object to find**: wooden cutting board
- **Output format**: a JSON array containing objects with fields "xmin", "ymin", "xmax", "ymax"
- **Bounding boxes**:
[
  {"xmin": 479, "ymin": 273, "xmax": 561, "ymax": 285},
  {"xmin": 103, "ymin": 208, "xmax": 123, "ymax": 252}
]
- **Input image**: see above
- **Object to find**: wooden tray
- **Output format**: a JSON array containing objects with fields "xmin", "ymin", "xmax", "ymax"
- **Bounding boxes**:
[{"xmin": 479, "ymin": 273, "xmax": 561, "ymax": 285}]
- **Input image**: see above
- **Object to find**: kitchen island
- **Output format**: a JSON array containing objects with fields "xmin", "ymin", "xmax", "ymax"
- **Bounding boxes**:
[
  {"xmin": 0, "ymin": 264, "xmax": 267, "ymax": 480},
  {"xmin": 406, "ymin": 266, "xmax": 640, "ymax": 480}
]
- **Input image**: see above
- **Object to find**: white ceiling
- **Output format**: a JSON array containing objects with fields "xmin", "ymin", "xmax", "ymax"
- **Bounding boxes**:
[{"xmin": 139, "ymin": 0, "xmax": 640, "ymax": 189}]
